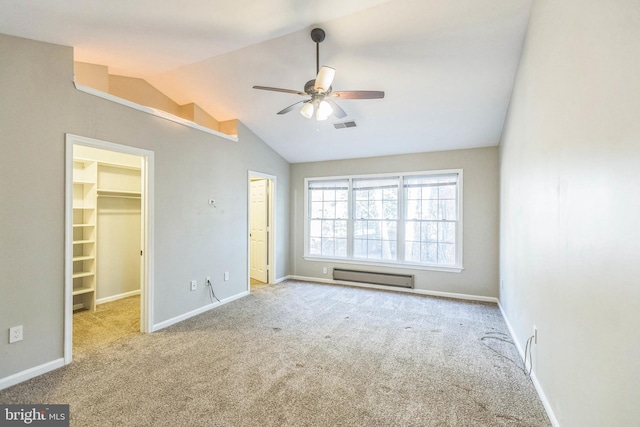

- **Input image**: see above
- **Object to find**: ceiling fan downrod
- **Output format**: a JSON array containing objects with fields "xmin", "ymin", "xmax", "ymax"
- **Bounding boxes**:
[{"xmin": 310, "ymin": 28, "xmax": 325, "ymax": 75}]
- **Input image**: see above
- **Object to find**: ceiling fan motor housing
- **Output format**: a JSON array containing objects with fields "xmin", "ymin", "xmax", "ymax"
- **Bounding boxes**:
[{"xmin": 304, "ymin": 79, "xmax": 331, "ymax": 95}]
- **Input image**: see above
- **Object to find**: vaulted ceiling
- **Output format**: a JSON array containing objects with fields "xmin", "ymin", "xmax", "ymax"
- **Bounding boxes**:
[{"xmin": 0, "ymin": 0, "xmax": 532, "ymax": 162}]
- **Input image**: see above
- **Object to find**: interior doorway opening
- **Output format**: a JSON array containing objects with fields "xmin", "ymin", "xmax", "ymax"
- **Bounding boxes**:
[
  {"xmin": 248, "ymin": 172, "xmax": 276, "ymax": 290},
  {"xmin": 65, "ymin": 134, "xmax": 154, "ymax": 364}
]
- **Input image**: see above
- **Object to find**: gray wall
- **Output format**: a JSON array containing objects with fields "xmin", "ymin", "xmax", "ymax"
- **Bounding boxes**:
[
  {"xmin": 499, "ymin": 0, "xmax": 640, "ymax": 425},
  {"xmin": 0, "ymin": 34, "xmax": 290, "ymax": 380},
  {"xmin": 290, "ymin": 147, "xmax": 499, "ymax": 297}
]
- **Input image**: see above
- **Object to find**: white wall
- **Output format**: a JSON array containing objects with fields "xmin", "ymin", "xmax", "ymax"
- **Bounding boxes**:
[
  {"xmin": 290, "ymin": 147, "xmax": 499, "ymax": 298},
  {"xmin": 0, "ymin": 33, "xmax": 290, "ymax": 382},
  {"xmin": 96, "ymin": 196, "xmax": 141, "ymax": 300},
  {"xmin": 499, "ymin": 0, "xmax": 640, "ymax": 425}
]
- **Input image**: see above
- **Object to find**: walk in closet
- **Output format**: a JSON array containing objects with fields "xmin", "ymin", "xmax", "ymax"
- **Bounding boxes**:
[{"xmin": 72, "ymin": 146, "xmax": 142, "ymax": 311}]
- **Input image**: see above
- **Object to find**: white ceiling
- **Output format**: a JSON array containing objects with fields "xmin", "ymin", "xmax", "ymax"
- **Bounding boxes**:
[{"xmin": 0, "ymin": 0, "xmax": 532, "ymax": 163}]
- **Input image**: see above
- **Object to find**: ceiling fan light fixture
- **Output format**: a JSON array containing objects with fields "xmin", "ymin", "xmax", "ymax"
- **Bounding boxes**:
[
  {"xmin": 252, "ymin": 28, "xmax": 384, "ymax": 123},
  {"xmin": 314, "ymin": 66, "xmax": 335, "ymax": 93},
  {"xmin": 315, "ymin": 99, "xmax": 333, "ymax": 121},
  {"xmin": 300, "ymin": 102, "xmax": 314, "ymax": 119}
]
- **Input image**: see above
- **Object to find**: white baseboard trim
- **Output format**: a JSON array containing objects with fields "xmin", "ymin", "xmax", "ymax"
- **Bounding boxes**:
[
  {"xmin": 274, "ymin": 275, "xmax": 293, "ymax": 284},
  {"xmin": 498, "ymin": 302, "xmax": 560, "ymax": 427},
  {"xmin": 0, "ymin": 358, "xmax": 65, "ymax": 391},
  {"xmin": 151, "ymin": 291, "xmax": 249, "ymax": 332},
  {"xmin": 96, "ymin": 289, "xmax": 141, "ymax": 305},
  {"xmin": 289, "ymin": 275, "xmax": 499, "ymax": 303}
]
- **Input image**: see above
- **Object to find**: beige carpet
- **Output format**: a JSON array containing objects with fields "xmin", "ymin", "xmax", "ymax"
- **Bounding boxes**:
[
  {"xmin": 0, "ymin": 281, "xmax": 550, "ymax": 426},
  {"xmin": 73, "ymin": 295, "xmax": 141, "ymax": 355}
]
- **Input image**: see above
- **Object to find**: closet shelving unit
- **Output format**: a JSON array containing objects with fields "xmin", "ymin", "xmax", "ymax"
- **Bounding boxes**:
[
  {"xmin": 72, "ymin": 154, "xmax": 142, "ymax": 312},
  {"xmin": 72, "ymin": 159, "xmax": 97, "ymax": 311}
]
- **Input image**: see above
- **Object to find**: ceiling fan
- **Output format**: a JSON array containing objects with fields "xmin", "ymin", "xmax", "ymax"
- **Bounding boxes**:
[{"xmin": 253, "ymin": 28, "xmax": 385, "ymax": 121}]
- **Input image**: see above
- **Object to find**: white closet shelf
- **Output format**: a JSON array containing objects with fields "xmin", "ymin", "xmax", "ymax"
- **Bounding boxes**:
[
  {"xmin": 73, "ymin": 206, "xmax": 95, "ymax": 210},
  {"xmin": 73, "ymin": 239, "xmax": 95, "ymax": 245},
  {"xmin": 73, "ymin": 255, "xmax": 94, "ymax": 261},
  {"xmin": 97, "ymin": 189, "xmax": 141, "ymax": 196},
  {"xmin": 72, "ymin": 286, "xmax": 95, "ymax": 296},
  {"xmin": 73, "ymin": 223, "xmax": 95, "ymax": 228},
  {"xmin": 72, "ymin": 271, "xmax": 94, "ymax": 279}
]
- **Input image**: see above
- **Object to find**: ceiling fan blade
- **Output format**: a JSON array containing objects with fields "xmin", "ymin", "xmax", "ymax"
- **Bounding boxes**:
[
  {"xmin": 277, "ymin": 100, "xmax": 307, "ymax": 115},
  {"xmin": 253, "ymin": 86, "xmax": 306, "ymax": 96},
  {"xmin": 331, "ymin": 90, "xmax": 385, "ymax": 99},
  {"xmin": 314, "ymin": 66, "xmax": 335, "ymax": 93},
  {"xmin": 325, "ymin": 99, "xmax": 347, "ymax": 119}
]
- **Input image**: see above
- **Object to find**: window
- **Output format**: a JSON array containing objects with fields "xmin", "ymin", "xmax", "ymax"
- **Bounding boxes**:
[
  {"xmin": 308, "ymin": 180, "xmax": 349, "ymax": 257},
  {"xmin": 305, "ymin": 170, "xmax": 462, "ymax": 271},
  {"xmin": 404, "ymin": 174, "xmax": 458, "ymax": 265},
  {"xmin": 353, "ymin": 177, "xmax": 398, "ymax": 261}
]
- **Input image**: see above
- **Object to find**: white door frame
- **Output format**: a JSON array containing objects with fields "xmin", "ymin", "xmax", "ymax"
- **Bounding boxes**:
[
  {"xmin": 64, "ymin": 134, "xmax": 154, "ymax": 364},
  {"xmin": 247, "ymin": 171, "xmax": 276, "ymax": 288}
]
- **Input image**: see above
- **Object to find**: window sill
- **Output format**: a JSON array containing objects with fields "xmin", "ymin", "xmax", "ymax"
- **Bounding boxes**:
[{"xmin": 302, "ymin": 256, "xmax": 464, "ymax": 273}]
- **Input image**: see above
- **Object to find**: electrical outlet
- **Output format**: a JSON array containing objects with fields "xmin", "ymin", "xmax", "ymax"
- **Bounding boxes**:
[
  {"xmin": 205, "ymin": 276, "xmax": 211, "ymax": 286},
  {"xmin": 190, "ymin": 280, "xmax": 197, "ymax": 291},
  {"xmin": 323, "ymin": 267, "xmax": 328, "ymax": 274},
  {"xmin": 533, "ymin": 325, "xmax": 538, "ymax": 344},
  {"xmin": 224, "ymin": 272, "xmax": 229, "ymax": 281},
  {"xmin": 9, "ymin": 325, "xmax": 23, "ymax": 344}
]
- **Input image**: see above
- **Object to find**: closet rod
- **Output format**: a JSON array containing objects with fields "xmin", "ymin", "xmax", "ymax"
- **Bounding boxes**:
[{"xmin": 97, "ymin": 195, "xmax": 141, "ymax": 200}]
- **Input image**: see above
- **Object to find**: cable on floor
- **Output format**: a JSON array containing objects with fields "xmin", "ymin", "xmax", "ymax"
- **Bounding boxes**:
[{"xmin": 480, "ymin": 331, "xmax": 534, "ymax": 377}]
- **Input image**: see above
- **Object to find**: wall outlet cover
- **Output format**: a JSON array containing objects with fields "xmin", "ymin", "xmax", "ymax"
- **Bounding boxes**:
[{"xmin": 9, "ymin": 325, "xmax": 23, "ymax": 343}]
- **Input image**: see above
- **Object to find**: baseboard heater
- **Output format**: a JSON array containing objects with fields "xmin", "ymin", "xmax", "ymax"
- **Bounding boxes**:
[{"xmin": 333, "ymin": 268, "xmax": 414, "ymax": 289}]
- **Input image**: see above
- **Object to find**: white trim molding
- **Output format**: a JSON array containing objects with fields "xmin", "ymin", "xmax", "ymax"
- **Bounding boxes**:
[
  {"xmin": 289, "ymin": 275, "xmax": 498, "ymax": 303},
  {"xmin": 74, "ymin": 83, "xmax": 238, "ymax": 142},
  {"xmin": 152, "ymin": 291, "xmax": 250, "ymax": 332},
  {"xmin": 0, "ymin": 358, "xmax": 65, "ymax": 391},
  {"xmin": 498, "ymin": 302, "xmax": 560, "ymax": 427},
  {"xmin": 96, "ymin": 290, "xmax": 141, "ymax": 305}
]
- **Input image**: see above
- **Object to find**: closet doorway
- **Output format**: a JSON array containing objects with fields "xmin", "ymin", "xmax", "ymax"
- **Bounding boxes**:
[
  {"xmin": 64, "ymin": 134, "xmax": 154, "ymax": 364},
  {"xmin": 248, "ymin": 172, "xmax": 276, "ymax": 290}
]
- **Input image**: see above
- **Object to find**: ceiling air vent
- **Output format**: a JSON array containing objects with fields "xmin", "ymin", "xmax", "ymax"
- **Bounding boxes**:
[{"xmin": 334, "ymin": 121, "xmax": 357, "ymax": 129}]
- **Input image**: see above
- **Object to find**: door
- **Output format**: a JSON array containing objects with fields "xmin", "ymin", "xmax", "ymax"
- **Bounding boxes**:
[{"xmin": 250, "ymin": 179, "xmax": 268, "ymax": 283}]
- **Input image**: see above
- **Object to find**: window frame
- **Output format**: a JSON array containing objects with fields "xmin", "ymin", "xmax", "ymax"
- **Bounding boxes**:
[{"xmin": 303, "ymin": 169, "xmax": 463, "ymax": 273}]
